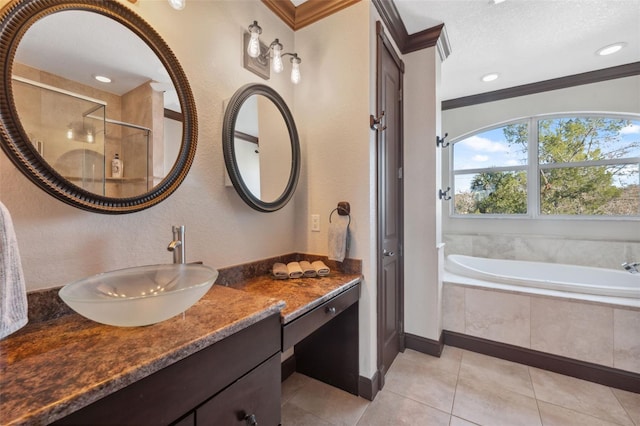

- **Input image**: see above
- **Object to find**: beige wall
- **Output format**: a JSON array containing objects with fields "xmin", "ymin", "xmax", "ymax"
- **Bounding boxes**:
[
  {"xmin": 403, "ymin": 47, "xmax": 444, "ymax": 341},
  {"xmin": 295, "ymin": 0, "xmax": 377, "ymax": 377}
]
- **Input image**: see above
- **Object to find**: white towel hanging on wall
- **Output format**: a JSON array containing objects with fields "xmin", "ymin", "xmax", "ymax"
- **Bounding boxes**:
[
  {"xmin": 328, "ymin": 215, "xmax": 349, "ymax": 262},
  {"xmin": 0, "ymin": 201, "xmax": 28, "ymax": 339}
]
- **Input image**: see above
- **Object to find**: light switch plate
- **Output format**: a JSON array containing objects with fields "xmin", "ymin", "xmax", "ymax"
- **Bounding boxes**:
[{"xmin": 311, "ymin": 214, "xmax": 320, "ymax": 232}]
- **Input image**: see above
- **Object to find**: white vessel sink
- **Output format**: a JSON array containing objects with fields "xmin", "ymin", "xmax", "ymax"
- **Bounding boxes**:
[{"xmin": 59, "ymin": 264, "xmax": 218, "ymax": 327}]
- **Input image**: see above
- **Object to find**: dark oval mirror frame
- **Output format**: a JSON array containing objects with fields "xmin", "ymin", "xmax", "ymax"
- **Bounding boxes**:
[
  {"xmin": 0, "ymin": 0, "xmax": 198, "ymax": 214},
  {"xmin": 223, "ymin": 84, "xmax": 300, "ymax": 213}
]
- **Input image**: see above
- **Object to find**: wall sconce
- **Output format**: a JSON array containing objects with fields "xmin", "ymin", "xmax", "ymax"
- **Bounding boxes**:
[{"xmin": 243, "ymin": 21, "xmax": 302, "ymax": 84}]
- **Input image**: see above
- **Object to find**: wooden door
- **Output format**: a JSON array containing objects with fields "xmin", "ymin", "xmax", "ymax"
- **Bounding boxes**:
[{"xmin": 376, "ymin": 21, "xmax": 404, "ymax": 388}]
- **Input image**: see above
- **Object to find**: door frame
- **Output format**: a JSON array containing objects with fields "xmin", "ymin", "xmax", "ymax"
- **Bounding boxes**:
[{"xmin": 375, "ymin": 21, "xmax": 405, "ymax": 389}]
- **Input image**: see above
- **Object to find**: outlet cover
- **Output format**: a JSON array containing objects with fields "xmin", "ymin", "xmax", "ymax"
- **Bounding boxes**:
[{"xmin": 311, "ymin": 214, "xmax": 320, "ymax": 232}]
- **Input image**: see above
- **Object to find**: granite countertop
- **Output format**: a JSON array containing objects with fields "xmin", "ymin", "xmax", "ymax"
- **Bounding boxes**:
[
  {"xmin": 0, "ymin": 285, "xmax": 284, "ymax": 426},
  {"xmin": 227, "ymin": 271, "xmax": 362, "ymax": 324}
]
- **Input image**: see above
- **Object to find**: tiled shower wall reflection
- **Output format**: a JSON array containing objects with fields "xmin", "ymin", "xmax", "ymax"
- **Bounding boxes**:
[{"xmin": 443, "ymin": 233, "xmax": 640, "ymax": 270}]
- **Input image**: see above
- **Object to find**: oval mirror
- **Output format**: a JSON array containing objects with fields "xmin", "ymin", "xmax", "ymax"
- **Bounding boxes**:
[
  {"xmin": 223, "ymin": 84, "xmax": 300, "ymax": 212},
  {"xmin": 0, "ymin": 0, "xmax": 197, "ymax": 214}
]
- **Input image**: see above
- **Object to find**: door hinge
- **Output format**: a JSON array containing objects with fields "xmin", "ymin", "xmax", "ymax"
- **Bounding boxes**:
[{"xmin": 398, "ymin": 167, "xmax": 403, "ymax": 179}]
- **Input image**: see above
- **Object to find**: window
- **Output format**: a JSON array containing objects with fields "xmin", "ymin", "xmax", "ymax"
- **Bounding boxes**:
[{"xmin": 452, "ymin": 114, "xmax": 640, "ymax": 218}]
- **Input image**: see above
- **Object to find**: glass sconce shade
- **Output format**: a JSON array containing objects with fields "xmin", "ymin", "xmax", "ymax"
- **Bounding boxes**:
[
  {"xmin": 272, "ymin": 40, "xmax": 284, "ymax": 73},
  {"xmin": 290, "ymin": 55, "xmax": 301, "ymax": 84},
  {"xmin": 247, "ymin": 21, "xmax": 262, "ymax": 58}
]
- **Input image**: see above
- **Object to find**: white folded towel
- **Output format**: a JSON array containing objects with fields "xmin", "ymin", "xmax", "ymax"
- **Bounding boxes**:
[
  {"xmin": 299, "ymin": 261, "xmax": 317, "ymax": 278},
  {"xmin": 287, "ymin": 262, "xmax": 303, "ymax": 279},
  {"xmin": 312, "ymin": 260, "xmax": 330, "ymax": 277},
  {"xmin": 0, "ymin": 201, "xmax": 28, "ymax": 339},
  {"xmin": 272, "ymin": 263, "xmax": 289, "ymax": 279},
  {"xmin": 328, "ymin": 215, "xmax": 349, "ymax": 262}
]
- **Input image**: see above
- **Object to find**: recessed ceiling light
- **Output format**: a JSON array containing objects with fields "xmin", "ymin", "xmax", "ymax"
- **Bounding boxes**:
[
  {"xmin": 490, "ymin": 0, "xmax": 507, "ymax": 4},
  {"xmin": 482, "ymin": 73, "xmax": 499, "ymax": 82},
  {"xmin": 596, "ymin": 42, "xmax": 626, "ymax": 56},
  {"xmin": 94, "ymin": 75, "xmax": 112, "ymax": 83},
  {"xmin": 168, "ymin": 0, "xmax": 185, "ymax": 10}
]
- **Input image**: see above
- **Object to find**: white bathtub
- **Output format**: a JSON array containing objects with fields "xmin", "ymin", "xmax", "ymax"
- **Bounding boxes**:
[{"xmin": 445, "ymin": 254, "xmax": 640, "ymax": 300}]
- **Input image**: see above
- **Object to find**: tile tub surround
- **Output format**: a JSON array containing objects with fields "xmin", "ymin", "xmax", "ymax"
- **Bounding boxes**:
[
  {"xmin": 444, "ymin": 233, "xmax": 640, "ymax": 271},
  {"xmin": 0, "ymin": 286, "xmax": 284, "ymax": 426},
  {"xmin": 442, "ymin": 282, "xmax": 640, "ymax": 376}
]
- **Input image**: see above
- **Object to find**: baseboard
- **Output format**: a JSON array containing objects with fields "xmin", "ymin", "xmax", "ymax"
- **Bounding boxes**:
[
  {"xmin": 281, "ymin": 355, "xmax": 296, "ymax": 382},
  {"xmin": 443, "ymin": 331, "xmax": 640, "ymax": 393},
  {"xmin": 404, "ymin": 332, "xmax": 445, "ymax": 357},
  {"xmin": 358, "ymin": 371, "xmax": 379, "ymax": 401}
]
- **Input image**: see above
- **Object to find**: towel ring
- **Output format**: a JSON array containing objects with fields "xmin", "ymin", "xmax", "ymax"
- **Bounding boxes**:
[{"xmin": 329, "ymin": 208, "xmax": 351, "ymax": 227}]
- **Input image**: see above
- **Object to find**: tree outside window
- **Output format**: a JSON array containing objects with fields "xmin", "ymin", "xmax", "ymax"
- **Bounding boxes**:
[{"xmin": 452, "ymin": 115, "xmax": 640, "ymax": 217}]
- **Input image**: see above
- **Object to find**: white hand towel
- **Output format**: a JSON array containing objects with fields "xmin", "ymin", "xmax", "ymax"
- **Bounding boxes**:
[
  {"xmin": 312, "ymin": 260, "xmax": 330, "ymax": 277},
  {"xmin": 0, "ymin": 201, "xmax": 28, "ymax": 339},
  {"xmin": 287, "ymin": 262, "xmax": 303, "ymax": 279},
  {"xmin": 328, "ymin": 215, "xmax": 349, "ymax": 262},
  {"xmin": 272, "ymin": 263, "xmax": 289, "ymax": 279},
  {"xmin": 299, "ymin": 261, "xmax": 317, "ymax": 278}
]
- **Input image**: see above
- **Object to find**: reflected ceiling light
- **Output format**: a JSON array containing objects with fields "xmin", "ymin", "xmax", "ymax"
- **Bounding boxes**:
[
  {"xmin": 482, "ymin": 73, "xmax": 499, "ymax": 82},
  {"xmin": 243, "ymin": 21, "xmax": 302, "ymax": 84},
  {"xmin": 94, "ymin": 75, "xmax": 111, "ymax": 83},
  {"xmin": 596, "ymin": 42, "xmax": 626, "ymax": 56},
  {"xmin": 167, "ymin": 0, "xmax": 185, "ymax": 10}
]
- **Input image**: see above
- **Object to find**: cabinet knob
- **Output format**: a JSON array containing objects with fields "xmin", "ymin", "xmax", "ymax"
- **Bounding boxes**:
[
  {"xmin": 244, "ymin": 413, "xmax": 258, "ymax": 426},
  {"xmin": 326, "ymin": 306, "xmax": 337, "ymax": 315}
]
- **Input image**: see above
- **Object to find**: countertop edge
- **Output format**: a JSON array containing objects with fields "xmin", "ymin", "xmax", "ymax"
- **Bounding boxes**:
[
  {"xmin": 15, "ymin": 301, "xmax": 285, "ymax": 426},
  {"xmin": 282, "ymin": 276, "xmax": 362, "ymax": 324}
]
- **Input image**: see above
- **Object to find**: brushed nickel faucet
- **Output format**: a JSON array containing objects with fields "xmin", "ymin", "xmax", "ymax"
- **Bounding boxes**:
[
  {"xmin": 622, "ymin": 262, "xmax": 639, "ymax": 274},
  {"xmin": 167, "ymin": 225, "xmax": 186, "ymax": 264}
]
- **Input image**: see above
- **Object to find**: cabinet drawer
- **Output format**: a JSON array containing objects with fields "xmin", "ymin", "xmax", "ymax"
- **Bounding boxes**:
[
  {"xmin": 282, "ymin": 283, "xmax": 360, "ymax": 350},
  {"xmin": 196, "ymin": 353, "xmax": 281, "ymax": 426}
]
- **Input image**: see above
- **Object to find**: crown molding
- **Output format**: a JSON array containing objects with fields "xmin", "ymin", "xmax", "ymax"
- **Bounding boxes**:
[
  {"xmin": 261, "ymin": 0, "xmax": 296, "ymax": 29},
  {"xmin": 443, "ymin": 61, "xmax": 640, "ymax": 110},
  {"xmin": 371, "ymin": 0, "xmax": 450, "ymax": 57},
  {"xmin": 261, "ymin": 0, "xmax": 360, "ymax": 31}
]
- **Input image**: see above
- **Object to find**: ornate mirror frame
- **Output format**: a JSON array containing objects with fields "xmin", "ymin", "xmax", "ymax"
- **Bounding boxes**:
[
  {"xmin": 223, "ymin": 84, "xmax": 300, "ymax": 213},
  {"xmin": 0, "ymin": 0, "xmax": 198, "ymax": 214}
]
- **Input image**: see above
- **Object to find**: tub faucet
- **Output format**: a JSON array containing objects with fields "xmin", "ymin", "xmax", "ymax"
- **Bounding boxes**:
[
  {"xmin": 167, "ymin": 225, "xmax": 186, "ymax": 264},
  {"xmin": 622, "ymin": 262, "xmax": 639, "ymax": 274}
]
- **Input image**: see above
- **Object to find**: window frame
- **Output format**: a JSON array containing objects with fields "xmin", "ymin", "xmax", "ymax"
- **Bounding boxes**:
[{"xmin": 449, "ymin": 112, "xmax": 640, "ymax": 221}]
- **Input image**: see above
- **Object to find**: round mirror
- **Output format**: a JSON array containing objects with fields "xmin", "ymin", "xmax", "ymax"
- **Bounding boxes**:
[
  {"xmin": 0, "ymin": 0, "xmax": 197, "ymax": 214},
  {"xmin": 223, "ymin": 84, "xmax": 300, "ymax": 212}
]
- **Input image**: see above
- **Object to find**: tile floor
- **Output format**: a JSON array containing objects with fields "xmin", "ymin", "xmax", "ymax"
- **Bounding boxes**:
[{"xmin": 281, "ymin": 346, "xmax": 640, "ymax": 426}]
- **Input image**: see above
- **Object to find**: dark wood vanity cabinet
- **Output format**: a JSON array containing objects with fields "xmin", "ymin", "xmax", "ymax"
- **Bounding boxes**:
[
  {"xmin": 283, "ymin": 283, "xmax": 360, "ymax": 395},
  {"xmin": 53, "ymin": 313, "xmax": 282, "ymax": 426}
]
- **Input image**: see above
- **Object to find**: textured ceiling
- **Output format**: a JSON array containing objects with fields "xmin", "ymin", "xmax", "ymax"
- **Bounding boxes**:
[{"xmin": 394, "ymin": 0, "xmax": 640, "ymax": 100}]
